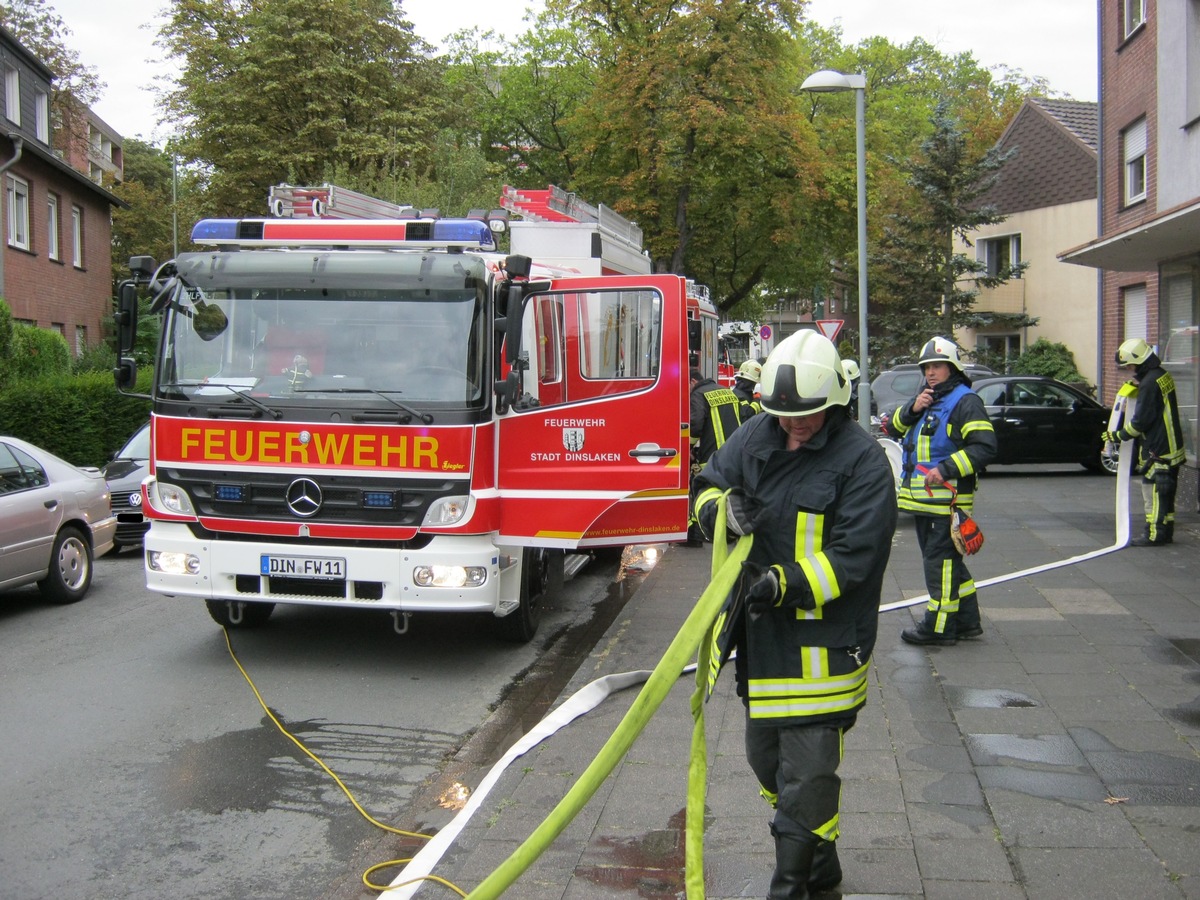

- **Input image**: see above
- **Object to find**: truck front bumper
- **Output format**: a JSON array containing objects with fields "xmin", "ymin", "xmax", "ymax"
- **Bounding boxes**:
[{"xmin": 143, "ymin": 521, "xmax": 515, "ymax": 613}]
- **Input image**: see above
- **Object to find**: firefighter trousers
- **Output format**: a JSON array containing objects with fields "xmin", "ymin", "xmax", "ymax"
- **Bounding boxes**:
[
  {"xmin": 745, "ymin": 717, "xmax": 845, "ymax": 843},
  {"xmin": 914, "ymin": 513, "xmax": 979, "ymax": 634},
  {"xmin": 1140, "ymin": 465, "xmax": 1179, "ymax": 542}
]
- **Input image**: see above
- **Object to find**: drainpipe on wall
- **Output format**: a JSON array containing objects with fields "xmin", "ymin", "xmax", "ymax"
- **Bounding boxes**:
[{"xmin": 0, "ymin": 133, "xmax": 26, "ymax": 301}]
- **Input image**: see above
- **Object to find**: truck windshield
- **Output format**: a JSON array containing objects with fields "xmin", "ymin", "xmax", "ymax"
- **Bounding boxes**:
[{"xmin": 155, "ymin": 250, "xmax": 490, "ymax": 410}]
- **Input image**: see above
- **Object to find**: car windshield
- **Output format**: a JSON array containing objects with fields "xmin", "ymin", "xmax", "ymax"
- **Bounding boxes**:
[
  {"xmin": 155, "ymin": 250, "xmax": 490, "ymax": 409},
  {"xmin": 116, "ymin": 425, "xmax": 151, "ymax": 459}
]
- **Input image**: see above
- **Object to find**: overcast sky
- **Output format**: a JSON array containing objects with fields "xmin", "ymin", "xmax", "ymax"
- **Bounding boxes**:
[{"xmin": 46, "ymin": 0, "xmax": 1098, "ymax": 144}]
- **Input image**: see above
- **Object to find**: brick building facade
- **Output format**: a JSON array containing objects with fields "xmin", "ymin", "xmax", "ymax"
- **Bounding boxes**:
[{"xmin": 1061, "ymin": 0, "xmax": 1200, "ymax": 502}]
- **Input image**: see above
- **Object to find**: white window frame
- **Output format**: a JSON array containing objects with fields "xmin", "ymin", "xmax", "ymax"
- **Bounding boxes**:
[
  {"xmin": 1124, "ymin": 0, "xmax": 1146, "ymax": 38},
  {"xmin": 979, "ymin": 233, "xmax": 1023, "ymax": 278},
  {"xmin": 71, "ymin": 205, "xmax": 83, "ymax": 268},
  {"xmin": 4, "ymin": 67, "xmax": 19, "ymax": 125},
  {"xmin": 1123, "ymin": 284, "xmax": 1148, "ymax": 342},
  {"xmin": 46, "ymin": 193, "xmax": 59, "ymax": 260},
  {"xmin": 1122, "ymin": 118, "xmax": 1148, "ymax": 206},
  {"xmin": 6, "ymin": 175, "xmax": 30, "ymax": 250},
  {"xmin": 75, "ymin": 325, "xmax": 87, "ymax": 355},
  {"xmin": 34, "ymin": 89, "xmax": 49, "ymax": 143}
]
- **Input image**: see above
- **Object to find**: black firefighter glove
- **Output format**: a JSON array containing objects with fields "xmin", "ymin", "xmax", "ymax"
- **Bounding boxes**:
[
  {"xmin": 740, "ymin": 560, "xmax": 782, "ymax": 619},
  {"xmin": 726, "ymin": 489, "xmax": 762, "ymax": 537}
]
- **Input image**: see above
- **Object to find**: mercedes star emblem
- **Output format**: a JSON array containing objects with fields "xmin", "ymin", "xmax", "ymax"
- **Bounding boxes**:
[{"xmin": 285, "ymin": 478, "xmax": 322, "ymax": 518}]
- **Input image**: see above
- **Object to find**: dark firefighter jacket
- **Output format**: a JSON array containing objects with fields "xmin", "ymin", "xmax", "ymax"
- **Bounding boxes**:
[
  {"xmin": 1117, "ymin": 355, "xmax": 1186, "ymax": 474},
  {"xmin": 887, "ymin": 376, "xmax": 997, "ymax": 515},
  {"xmin": 732, "ymin": 377, "xmax": 761, "ymax": 419},
  {"xmin": 692, "ymin": 411, "xmax": 898, "ymax": 727},
  {"xmin": 690, "ymin": 377, "xmax": 743, "ymax": 464}
]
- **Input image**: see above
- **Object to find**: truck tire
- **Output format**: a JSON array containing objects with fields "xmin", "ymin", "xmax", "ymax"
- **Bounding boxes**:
[
  {"xmin": 38, "ymin": 526, "xmax": 93, "ymax": 604},
  {"xmin": 205, "ymin": 600, "xmax": 276, "ymax": 628},
  {"xmin": 498, "ymin": 547, "xmax": 562, "ymax": 643}
]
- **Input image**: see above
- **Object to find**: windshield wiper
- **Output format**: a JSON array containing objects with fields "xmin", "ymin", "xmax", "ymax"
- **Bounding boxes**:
[
  {"xmin": 294, "ymin": 387, "xmax": 434, "ymax": 425},
  {"xmin": 194, "ymin": 383, "xmax": 283, "ymax": 420}
]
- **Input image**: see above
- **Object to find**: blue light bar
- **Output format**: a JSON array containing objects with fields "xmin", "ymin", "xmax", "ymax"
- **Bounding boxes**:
[
  {"xmin": 214, "ymin": 483, "xmax": 247, "ymax": 502},
  {"xmin": 362, "ymin": 490, "xmax": 396, "ymax": 509},
  {"xmin": 192, "ymin": 219, "xmax": 242, "ymax": 242},
  {"xmin": 431, "ymin": 219, "xmax": 496, "ymax": 249}
]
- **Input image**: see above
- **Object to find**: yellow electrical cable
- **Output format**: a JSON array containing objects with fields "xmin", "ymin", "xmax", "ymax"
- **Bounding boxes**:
[{"xmin": 220, "ymin": 627, "xmax": 465, "ymax": 896}]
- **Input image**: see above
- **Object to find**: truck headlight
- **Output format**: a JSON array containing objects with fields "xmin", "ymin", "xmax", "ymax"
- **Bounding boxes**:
[
  {"xmin": 413, "ymin": 565, "xmax": 487, "ymax": 588},
  {"xmin": 148, "ymin": 551, "xmax": 201, "ymax": 575},
  {"xmin": 148, "ymin": 481, "xmax": 197, "ymax": 517},
  {"xmin": 423, "ymin": 495, "xmax": 469, "ymax": 526}
]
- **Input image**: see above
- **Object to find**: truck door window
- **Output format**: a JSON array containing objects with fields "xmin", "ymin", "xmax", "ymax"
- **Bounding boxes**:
[{"xmin": 526, "ymin": 288, "xmax": 662, "ymax": 409}]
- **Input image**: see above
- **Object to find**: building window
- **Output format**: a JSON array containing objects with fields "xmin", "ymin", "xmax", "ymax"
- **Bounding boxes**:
[
  {"xmin": 34, "ymin": 89, "xmax": 48, "ymax": 142},
  {"xmin": 46, "ymin": 193, "xmax": 59, "ymax": 260},
  {"xmin": 979, "ymin": 234, "xmax": 1022, "ymax": 278},
  {"xmin": 4, "ymin": 67, "xmax": 19, "ymax": 125},
  {"xmin": 1124, "ymin": 0, "xmax": 1146, "ymax": 37},
  {"xmin": 75, "ymin": 325, "xmax": 88, "ymax": 355},
  {"xmin": 1123, "ymin": 284, "xmax": 1147, "ymax": 342},
  {"xmin": 50, "ymin": 322, "xmax": 64, "ymax": 338},
  {"xmin": 71, "ymin": 205, "xmax": 83, "ymax": 267},
  {"xmin": 1122, "ymin": 118, "xmax": 1148, "ymax": 206},
  {"xmin": 6, "ymin": 175, "xmax": 30, "ymax": 250}
]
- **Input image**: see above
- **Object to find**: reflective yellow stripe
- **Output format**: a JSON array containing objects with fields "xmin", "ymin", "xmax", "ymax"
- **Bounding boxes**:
[
  {"xmin": 960, "ymin": 419, "xmax": 994, "ymax": 436},
  {"xmin": 801, "ymin": 645, "xmax": 829, "ymax": 678},
  {"xmin": 799, "ymin": 551, "xmax": 839, "ymax": 607},
  {"xmin": 747, "ymin": 681, "xmax": 869, "ymax": 719}
]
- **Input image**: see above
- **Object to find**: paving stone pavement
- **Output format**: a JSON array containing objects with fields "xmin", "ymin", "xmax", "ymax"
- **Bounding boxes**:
[{"xmin": 410, "ymin": 467, "xmax": 1200, "ymax": 899}]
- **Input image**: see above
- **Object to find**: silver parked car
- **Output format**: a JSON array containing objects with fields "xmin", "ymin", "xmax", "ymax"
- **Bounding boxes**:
[{"xmin": 0, "ymin": 436, "xmax": 117, "ymax": 603}]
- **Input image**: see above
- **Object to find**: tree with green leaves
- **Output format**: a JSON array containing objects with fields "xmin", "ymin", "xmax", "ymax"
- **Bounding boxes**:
[
  {"xmin": 869, "ymin": 100, "xmax": 1029, "ymax": 369},
  {"xmin": 156, "ymin": 0, "xmax": 445, "ymax": 216}
]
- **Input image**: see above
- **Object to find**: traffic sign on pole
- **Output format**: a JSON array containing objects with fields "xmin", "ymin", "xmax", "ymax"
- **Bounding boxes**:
[{"xmin": 816, "ymin": 319, "xmax": 844, "ymax": 342}]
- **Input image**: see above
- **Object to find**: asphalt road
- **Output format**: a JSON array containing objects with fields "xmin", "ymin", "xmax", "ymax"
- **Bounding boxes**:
[{"xmin": 0, "ymin": 545, "xmax": 635, "ymax": 900}]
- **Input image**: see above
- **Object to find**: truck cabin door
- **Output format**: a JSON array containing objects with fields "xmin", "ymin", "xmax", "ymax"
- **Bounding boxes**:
[{"xmin": 496, "ymin": 275, "xmax": 689, "ymax": 548}]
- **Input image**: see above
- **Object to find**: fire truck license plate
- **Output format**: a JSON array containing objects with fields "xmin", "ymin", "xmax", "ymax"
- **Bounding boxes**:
[{"xmin": 261, "ymin": 555, "xmax": 346, "ymax": 580}]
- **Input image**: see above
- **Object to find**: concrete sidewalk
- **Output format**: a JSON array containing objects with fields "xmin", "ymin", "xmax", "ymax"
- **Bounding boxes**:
[{"xmin": 421, "ymin": 469, "xmax": 1200, "ymax": 899}]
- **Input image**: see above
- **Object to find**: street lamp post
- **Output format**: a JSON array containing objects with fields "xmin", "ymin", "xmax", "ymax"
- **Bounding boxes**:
[{"xmin": 800, "ymin": 70, "xmax": 870, "ymax": 430}]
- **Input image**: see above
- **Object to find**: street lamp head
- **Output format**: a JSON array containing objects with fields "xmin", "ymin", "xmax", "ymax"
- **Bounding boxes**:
[{"xmin": 800, "ymin": 69, "xmax": 867, "ymax": 93}]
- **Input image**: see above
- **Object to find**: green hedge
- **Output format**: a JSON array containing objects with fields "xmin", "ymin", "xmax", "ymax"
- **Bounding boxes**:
[{"xmin": 0, "ymin": 370, "xmax": 152, "ymax": 468}]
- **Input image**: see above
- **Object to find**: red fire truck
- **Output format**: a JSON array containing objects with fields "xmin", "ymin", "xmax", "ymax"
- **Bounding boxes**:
[{"xmin": 113, "ymin": 184, "xmax": 720, "ymax": 640}]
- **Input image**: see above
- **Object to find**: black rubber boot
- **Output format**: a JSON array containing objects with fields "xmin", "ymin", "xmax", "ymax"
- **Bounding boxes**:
[
  {"xmin": 957, "ymin": 594, "xmax": 983, "ymax": 639},
  {"xmin": 901, "ymin": 612, "xmax": 957, "ymax": 646},
  {"xmin": 768, "ymin": 827, "xmax": 816, "ymax": 900},
  {"xmin": 808, "ymin": 840, "xmax": 842, "ymax": 893}
]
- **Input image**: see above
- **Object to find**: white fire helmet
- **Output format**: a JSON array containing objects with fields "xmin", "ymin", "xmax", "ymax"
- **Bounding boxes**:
[
  {"xmin": 737, "ymin": 359, "xmax": 762, "ymax": 384},
  {"xmin": 759, "ymin": 331, "xmax": 850, "ymax": 417},
  {"xmin": 1116, "ymin": 337, "xmax": 1154, "ymax": 367},
  {"xmin": 841, "ymin": 359, "xmax": 861, "ymax": 382},
  {"xmin": 917, "ymin": 336, "xmax": 964, "ymax": 372}
]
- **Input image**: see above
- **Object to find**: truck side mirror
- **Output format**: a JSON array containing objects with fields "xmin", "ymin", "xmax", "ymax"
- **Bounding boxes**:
[
  {"xmin": 113, "ymin": 356, "xmax": 138, "ymax": 391},
  {"xmin": 115, "ymin": 280, "xmax": 138, "ymax": 354}
]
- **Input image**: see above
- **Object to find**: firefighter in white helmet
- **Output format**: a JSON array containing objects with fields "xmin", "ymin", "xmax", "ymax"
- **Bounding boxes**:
[
  {"xmin": 886, "ymin": 336, "xmax": 997, "ymax": 645},
  {"xmin": 1103, "ymin": 337, "xmax": 1185, "ymax": 545},
  {"xmin": 841, "ymin": 358, "xmax": 861, "ymax": 421},
  {"xmin": 691, "ymin": 331, "xmax": 898, "ymax": 898},
  {"xmin": 732, "ymin": 358, "xmax": 763, "ymax": 418}
]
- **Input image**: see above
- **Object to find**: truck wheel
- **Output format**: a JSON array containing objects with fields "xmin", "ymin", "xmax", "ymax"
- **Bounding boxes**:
[
  {"xmin": 498, "ymin": 548, "xmax": 561, "ymax": 643},
  {"xmin": 205, "ymin": 600, "xmax": 276, "ymax": 628},
  {"xmin": 38, "ymin": 526, "xmax": 93, "ymax": 604}
]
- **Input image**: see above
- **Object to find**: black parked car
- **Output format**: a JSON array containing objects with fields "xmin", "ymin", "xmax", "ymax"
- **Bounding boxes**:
[
  {"xmin": 972, "ymin": 375, "xmax": 1115, "ymax": 474},
  {"xmin": 102, "ymin": 422, "xmax": 151, "ymax": 550},
  {"xmin": 870, "ymin": 362, "xmax": 996, "ymax": 421}
]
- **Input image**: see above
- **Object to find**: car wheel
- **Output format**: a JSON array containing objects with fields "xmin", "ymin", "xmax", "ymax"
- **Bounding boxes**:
[
  {"xmin": 498, "ymin": 548, "xmax": 562, "ymax": 643},
  {"xmin": 1085, "ymin": 448, "xmax": 1119, "ymax": 475},
  {"xmin": 205, "ymin": 599, "xmax": 276, "ymax": 627},
  {"xmin": 38, "ymin": 526, "xmax": 93, "ymax": 604}
]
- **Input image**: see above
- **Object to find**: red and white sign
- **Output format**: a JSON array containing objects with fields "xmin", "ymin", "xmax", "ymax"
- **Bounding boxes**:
[{"xmin": 816, "ymin": 319, "xmax": 844, "ymax": 342}]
